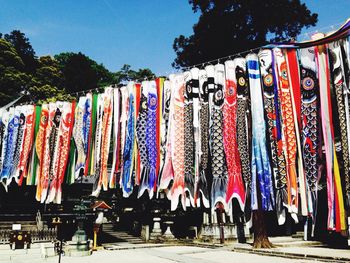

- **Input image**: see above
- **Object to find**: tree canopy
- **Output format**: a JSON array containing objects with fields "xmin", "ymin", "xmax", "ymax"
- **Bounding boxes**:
[
  {"xmin": 0, "ymin": 31, "xmax": 156, "ymax": 106},
  {"xmin": 54, "ymin": 52, "xmax": 115, "ymax": 94},
  {"xmin": 29, "ymin": 55, "xmax": 72, "ymax": 103},
  {"xmin": 0, "ymin": 38, "xmax": 29, "ymax": 105},
  {"xmin": 4, "ymin": 30, "xmax": 38, "ymax": 73},
  {"xmin": 115, "ymin": 64, "xmax": 155, "ymax": 84},
  {"xmin": 172, "ymin": 0, "xmax": 318, "ymax": 68}
]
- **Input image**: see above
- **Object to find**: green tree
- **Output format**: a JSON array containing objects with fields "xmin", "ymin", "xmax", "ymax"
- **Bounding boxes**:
[
  {"xmin": 91, "ymin": 60, "xmax": 116, "ymax": 87},
  {"xmin": 35, "ymin": 56, "xmax": 65, "ymax": 89},
  {"xmin": 132, "ymin": 68, "xmax": 155, "ymax": 81},
  {"xmin": 114, "ymin": 64, "xmax": 133, "ymax": 83},
  {"xmin": 54, "ymin": 52, "xmax": 115, "ymax": 93},
  {"xmin": 115, "ymin": 64, "xmax": 155, "ymax": 84},
  {"xmin": 173, "ymin": 0, "xmax": 318, "ymax": 68},
  {"xmin": 0, "ymin": 38, "xmax": 30, "ymax": 106},
  {"xmin": 0, "ymin": 34, "xmax": 156, "ymax": 105},
  {"xmin": 29, "ymin": 55, "xmax": 73, "ymax": 103},
  {"xmin": 3, "ymin": 30, "xmax": 38, "ymax": 73},
  {"xmin": 172, "ymin": 0, "xmax": 318, "ymax": 248},
  {"xmin": 29, "ymin": 84, "xmax": 73, "ymax": 104}
]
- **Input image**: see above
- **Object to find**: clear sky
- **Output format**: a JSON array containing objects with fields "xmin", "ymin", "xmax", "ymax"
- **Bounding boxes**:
[{"xmin": 0, "ymin": 0, "xmax": 349, "ymax": 75}]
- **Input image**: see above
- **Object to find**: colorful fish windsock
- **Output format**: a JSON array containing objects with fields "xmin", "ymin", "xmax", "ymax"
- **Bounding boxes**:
[
  {"xmin": 223, "ymin": 60, "xmax": 245, "ymax": 211},
  {"xmin": 209, "ymin": 64, "xmax": 228, "ymax": 212},
  {"xmin": 274, "ymin": 48, "xmax": 299, "ymax": 222},
  {"xmin": 170, "ymin": 74, "xmax": 186, "ymax": 210},
  {"xmin": 196, "ymin": 69, "xmax": 211, "ymax": 208},
  {"xmin": 246, "ymin": 53, "xmax": 274, "ymax": 212}
]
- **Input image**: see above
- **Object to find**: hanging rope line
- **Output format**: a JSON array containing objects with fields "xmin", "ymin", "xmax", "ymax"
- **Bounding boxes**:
[
  {"xmin": 181, "ymin": 19, "xmax": 350, "ymax": 71},
  {"xmin": 0, "ymin": 18, "xmax": 350, "ymax": 235},
  {"xmin": 16, "ymin": 19, "xmax": 350, "ymax": 106}
]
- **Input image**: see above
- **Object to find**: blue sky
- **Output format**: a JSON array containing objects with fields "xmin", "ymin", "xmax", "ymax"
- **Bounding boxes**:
[{"xmin": 0, "ymin": 0, "xmax": 349, "ymax": 75}]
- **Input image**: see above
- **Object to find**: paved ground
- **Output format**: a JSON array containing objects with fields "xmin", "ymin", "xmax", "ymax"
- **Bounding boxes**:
[
  {"xmin": 0, "ymin": 234, "xmax": 349, "ymax": 263},
  {"xmin": 227, "ymin": 236, "xmax": 350, "ymax": 262},
  {"xmin": 229, "ymin": 244, "xmax": 350, "ymax": 262},
  {"xmin": 0, "ymin": 245, "xmax": 324, "ymax": 263}
]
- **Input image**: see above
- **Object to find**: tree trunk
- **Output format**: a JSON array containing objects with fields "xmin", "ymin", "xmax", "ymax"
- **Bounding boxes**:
[{"xmin": 252, "ymin": 209, "xmax": 273, "ymax": 248}]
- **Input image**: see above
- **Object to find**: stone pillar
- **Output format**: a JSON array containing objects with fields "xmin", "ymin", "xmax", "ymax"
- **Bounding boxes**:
[
  {"xmin": 141, "ymin": 225, "xmax": 150, "ymax": 242},
  {"xmin": 150, "ymin": 217, "xmax": 162, "ymax": 240},
  {"xmin": 203, "ymin": 212, "xmax": 209, "ymax": 224},
  {"xmin": 212, "ymin": 213, "xmax": 217, "ymax": 224}
]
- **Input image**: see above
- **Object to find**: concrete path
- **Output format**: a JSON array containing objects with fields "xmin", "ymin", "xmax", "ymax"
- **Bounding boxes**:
[
  {"xmin": 227, "ymin": 236, "xmax": 350, "ymax": 262},
  {"xmin": 0, "ymin": 234, "xmax": 349, "ymax": 263},
  {"xmin": 0, "ymin": 244, "xmax": 324, "ymax": 263}
]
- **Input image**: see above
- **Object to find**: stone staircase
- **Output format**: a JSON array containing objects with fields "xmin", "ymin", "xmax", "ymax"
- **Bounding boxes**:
[
  {"xmin": 101, "ymin": 223, "xmax": 144, "ymax": 245},
  {"xmin": 267, "ymin": 235, "xmax": 324, "ymax": 247}
]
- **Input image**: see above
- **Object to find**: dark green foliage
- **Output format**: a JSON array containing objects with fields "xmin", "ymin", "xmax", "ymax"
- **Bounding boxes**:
[
  {"xmin": 173, "ymin": 0, "xmax": 318, "ymax": 68},
  {"xmin": 4, "ymin": 30, "xmax": 38, "ymax": 73},
  {"xmin": 0, "ymin": 30, "xmax": 156, "ymax": 106},
  {"xmin": 29, "ymin": 55, "xmax": 73, "ymax": 103},
  {"xmin": 54, "ymin": 52, "xmax": 115, "ymax": 94},
  {"xmin": 54, "ymin": 54, "xmax": 155, "ymax": 93},
  {"xmin": 35, "ymin": 56, "xmax": 65, "ymax": 89},
  {"xmin": 0, "ymin": 38, "xmax": 29, "ymax": 105},
  {"xmin": 115, "ymin": 64, "xmax": 155, "ymax": 84}
]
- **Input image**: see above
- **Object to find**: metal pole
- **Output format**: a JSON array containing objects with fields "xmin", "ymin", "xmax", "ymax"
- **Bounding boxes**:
[
  {"xmin": 232, "ymin": 200, "xmax": 246, "ymax": 243},
  {"xmin": 93, "ymin": 230, "xmax": 97, "ymax": 250},
  {"xmin": 216, "ymin": 207, "xmax": 225, "ymax": 244},
  {"xmin": 58, "ymin": 239, "xmax": 63, "ymax": 263}
]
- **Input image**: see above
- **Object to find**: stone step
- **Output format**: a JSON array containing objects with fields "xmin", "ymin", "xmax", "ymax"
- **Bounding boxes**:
[
  {"xmin": 110, "ymin": 234, "xmax": 135, "ymax": 237},
  {"xmin": 291, "ymin": 231, "xmax": 304, "ymax": 238},
  {"xmin": 104, "ymin": 232, "xmax": 135, "ymax": 237},
  {"xmin": 101, "ymin": 224, "xmax": 144, "ymax": 244},
  {"xmin": 273, "ymin": 240, "xmax": 323, "ymax": 247},
  {"xmin": 249, "ymin": 236, "xmax": 324, "ymax": 248},
  {"xmin": 103, "ymin": 235, "xmax": 141, "ymax": 240},
  {"xmin": 103, "ymin": 231, "xmax": 133, "ymax": 237},
  {"xmin": 125, "ymin": 240, "xmax": 143, "ymax": 243},
  {"xmin": 103, "ymin": 243, "xmax": 168, "ymax": 250},
  {"xmin": 101, "ymin": 232, "xmax": 144, "ymax": 243}
]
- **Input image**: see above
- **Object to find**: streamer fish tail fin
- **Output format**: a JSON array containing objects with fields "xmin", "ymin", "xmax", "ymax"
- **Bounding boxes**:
[
  {"xmin": 137, "ymin": 166, "xmax": 151, "ymax": 198},
  {"xmin": 211, "ymin": 176, "xmax": 228, "ymax": 213},
  {"xmin": 196, "ymin": 169, "xmax": 210, "ymax": 208},
  {"xmin": 244, "ymin": 186, "xmax": 252, "ymax": 228},
  {"xmin": 158, "ymin": 156, "xmax": 174, "ymax": 191}
]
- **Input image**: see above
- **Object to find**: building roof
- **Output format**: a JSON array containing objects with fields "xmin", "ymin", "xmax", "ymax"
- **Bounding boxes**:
[{"xmin": 91, "ymin": 201, "xmax": 112, "ymax": 210}]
